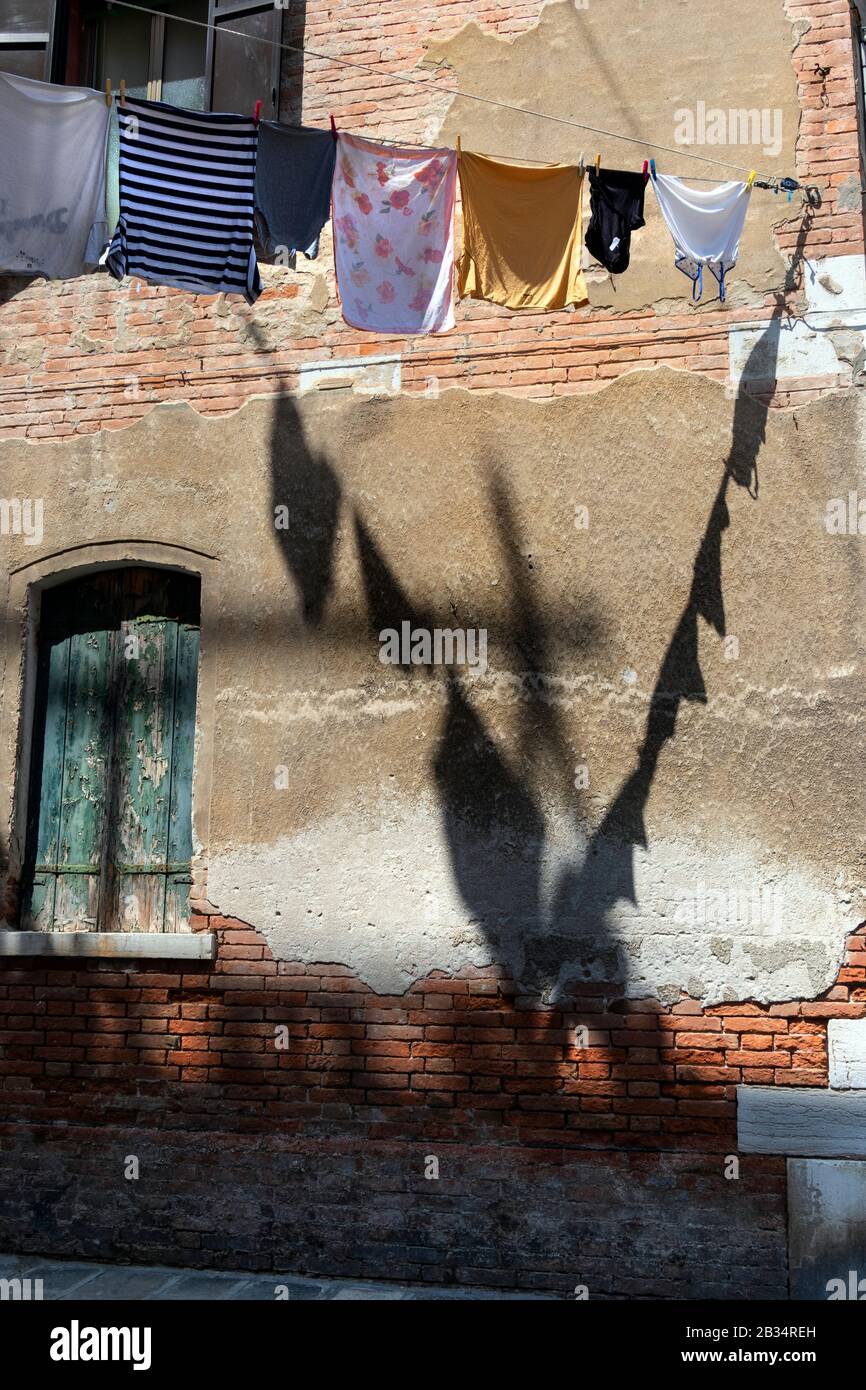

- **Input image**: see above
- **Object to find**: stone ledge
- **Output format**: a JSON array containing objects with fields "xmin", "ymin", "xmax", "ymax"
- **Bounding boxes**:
[
  {"xmin": 737, "ymin": 1085, "xmax": 866, "ymax": 1158},
  {"xmin": 0, "ymin": 930, "xmax": 216, "ymax": 960}
]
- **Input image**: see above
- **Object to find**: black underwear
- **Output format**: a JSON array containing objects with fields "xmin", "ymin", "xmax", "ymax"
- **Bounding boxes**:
[{"xmin": 584, "ymin": 168, "xmax": 647, "ymax": 275}]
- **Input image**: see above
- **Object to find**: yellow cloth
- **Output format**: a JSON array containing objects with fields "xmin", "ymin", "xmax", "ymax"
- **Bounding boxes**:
[{"xmin": 457, "ymin": 150, "xmax": 588, "ymax": 310}]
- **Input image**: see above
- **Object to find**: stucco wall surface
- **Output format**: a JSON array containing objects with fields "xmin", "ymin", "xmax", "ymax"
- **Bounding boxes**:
[{"xmin": 1, "ymin": 366, "xmax": 863, "ymax": 1003}]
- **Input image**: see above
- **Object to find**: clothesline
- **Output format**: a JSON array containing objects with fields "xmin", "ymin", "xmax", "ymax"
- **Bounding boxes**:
[
  {"xmin": 105, "ymin": 0, "xmax": 803, "ymax": 189},
  {"xmin": 0, "ymin": 52, "xmax": 816, "ymax": 332}
]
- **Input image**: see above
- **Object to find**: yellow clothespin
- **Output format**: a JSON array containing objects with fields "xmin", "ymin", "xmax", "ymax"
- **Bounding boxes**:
[
  {"xmin": 747, "ymin": 169, "xmax": 756, "ymax": 188},
  {"xmin": 105, "ymin": 78, "xmax": 112, "ymax": 107},
  {"xmin": 119, "ymin": 79, "xmax": 126, "ymax": 106},
  {"xmin": 456, "ymin": 134, "xmax": 461, "ymax": 154},
  {"xmin": 595, "ymin": 152, "xmax": 601, "ymax": 174}
]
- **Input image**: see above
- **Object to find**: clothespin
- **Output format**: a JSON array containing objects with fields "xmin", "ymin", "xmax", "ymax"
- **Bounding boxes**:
[
  {"xmin": 595, "ymin": 152, "xmax": 601, "ymax": 174},
  {"xmin": 119, "ymin": 79, "xmax": 126, "ymax": 106},
  {"xmin": 105, "ymin": 78, "xmax": 112, "ymax": 108},
  {"xmin": 456, "ymin": 135, "xmax": 461, "ymax": 154},
  {"xmin": 330, "ymin": 113, "xmax": 337, "ymax": 141},
  {"xmin": 642, "ymin": 159, "xmax": 649, "ymax": 184},
  {"xmin": 253, "ymin": 99, "xmax": 261, "ymax": 126},
  {"xmin": 746, "ymin": 169, "xmax": 756, "ymax": 189},
  {"xmin": 649, "ymin": 158, "xmax": 657, "ymax": 180}
]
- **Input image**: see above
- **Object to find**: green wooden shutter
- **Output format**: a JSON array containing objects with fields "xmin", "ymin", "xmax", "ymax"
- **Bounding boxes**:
[
  {"xmin": 22, "ymin": 568, "xmax": 200, "ymax": 933},
  {"xmin": 26, "ymin": 574, "xmax": 116, "ymax": 930},
  {"xmin": 165, "ymin": 620, "xmax": 200, "ymax": 931}
]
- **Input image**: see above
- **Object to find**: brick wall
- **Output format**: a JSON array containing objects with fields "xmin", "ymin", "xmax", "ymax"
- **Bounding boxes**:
[
  {"xmin": 0, "ymin": 1128, "xmax": 789, "ymax": 1295},
  {"xmin": 3, "ymin": 918, "xmax": 864, "ymax": 1132},
  {"xmin": 0, "ymin": 0, "xmax": 864, "ymax": 1294},
  {"xmin": 0, "ymin": 920, "xmax": 863, "ymax": 1291},
  {"xmin": 0, "ymin": 0, "xmax": 862, "ymax": 438}
]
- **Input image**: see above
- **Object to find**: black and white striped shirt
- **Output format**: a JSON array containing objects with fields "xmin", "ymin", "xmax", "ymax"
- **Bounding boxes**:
[{"xmin": 106, "ymin": 96, "xmax": 261, "ymax": 304}]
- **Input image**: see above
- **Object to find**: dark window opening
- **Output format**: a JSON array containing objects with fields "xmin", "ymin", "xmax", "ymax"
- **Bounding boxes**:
[
  {"xmin": 206, "ymin": 0, "xmax": 281, "ymax": 122},
  {"xmin": 0, "ymin": 0, "xmax": 285, "ymax": 116},
  {"xmin": 83, "ymin": 0, "xmax": 209, "ymax": 109},
  {"xmin": 0, "ymin": 0, "xmax": 59, "ymax": 81}
]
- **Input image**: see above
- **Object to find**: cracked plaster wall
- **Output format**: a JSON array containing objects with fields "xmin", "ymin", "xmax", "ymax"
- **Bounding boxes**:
[
  {"xmin": 425, "ymin": 0, "xmax": 802, "ymax": 313},
  {"xmin": 0, "ymin": 369, "xmax": 863, "ymax": 1004}
]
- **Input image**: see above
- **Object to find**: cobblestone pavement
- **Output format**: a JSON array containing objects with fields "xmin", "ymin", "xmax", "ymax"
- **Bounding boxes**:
[{"xmin": 0, "ymin": 1252, "xmax": 554, "ymax": 1300}]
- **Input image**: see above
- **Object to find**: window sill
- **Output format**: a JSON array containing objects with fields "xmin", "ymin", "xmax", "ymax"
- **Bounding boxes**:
[{"xmin": 0, "ymin": 930, "xmax": 216, "ymax": 960}]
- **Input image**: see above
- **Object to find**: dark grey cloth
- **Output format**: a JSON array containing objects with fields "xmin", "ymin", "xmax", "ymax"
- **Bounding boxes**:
[
  {"xmin": 584, "ymin": 167, "xmax": 646, "ymax": 275},
  {"xmin": 254, "ymin": 121, "xmax": 336, "ymax": 260}
]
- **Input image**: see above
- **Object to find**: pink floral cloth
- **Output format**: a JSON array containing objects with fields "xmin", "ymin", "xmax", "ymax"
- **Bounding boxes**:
[{"xmin": 333, "ymin": 134, "xmax": 458, "ymax": 335}]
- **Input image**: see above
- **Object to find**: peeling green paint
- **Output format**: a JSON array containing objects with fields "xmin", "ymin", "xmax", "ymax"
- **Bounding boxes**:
[{"xmin": 22, "ymin": 568, "xmax": 200, "ymax": 933}]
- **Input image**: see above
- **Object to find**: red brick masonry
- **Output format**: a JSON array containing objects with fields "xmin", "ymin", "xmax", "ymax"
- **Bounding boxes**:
[
  {"xmin": 0, "ymin": 920, "xmax": 862, "ymax": 1295},
  {"xmin": 0, "ymin": 0, "xmax": 863, "ymax": 1297},
  {"xmin": 0, "ymin": 0, "xmax": 862, "ymax": 436}
]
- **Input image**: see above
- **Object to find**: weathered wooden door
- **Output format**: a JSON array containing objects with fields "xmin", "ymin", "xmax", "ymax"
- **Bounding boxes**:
[{"xmin": 22, "ymin": 568, "xmax": 200, "ymax": 932}]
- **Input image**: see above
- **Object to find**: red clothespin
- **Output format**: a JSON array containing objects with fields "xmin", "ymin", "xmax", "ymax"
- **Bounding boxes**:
[
  {"xmin": 253, "ymin": 99, "xmax": 261, "ymax": 126},
  {"xmin": 330, "ymin": 113, "xmax": 338, "ymax": 141},
  {"xmin": 642, "ymin": 159, "xmax": 649, "ymax": 184}
]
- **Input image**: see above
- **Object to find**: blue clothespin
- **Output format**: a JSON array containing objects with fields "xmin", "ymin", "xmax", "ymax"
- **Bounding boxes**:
[{"xmin": 649, "ymin": 158, "xmax": 657, "ymax": 181}]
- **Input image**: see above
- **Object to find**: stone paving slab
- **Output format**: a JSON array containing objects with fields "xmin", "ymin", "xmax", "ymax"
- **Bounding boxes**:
[
  {"xmin": 4, "ymin": 1261, "xmax": 106, "ymax": 1298},
  {"xmin": 154, "ymin": 1272, "xmax": 254, "ymax": 1301},
  {"xmin": 69, "ymin": 1270, "xmax": 187, "ymax": 1301},
  {"xmin": 230, "ymin": 1276, "xmax": 331, "ymax": 1301},
  {"xmin": 0, "ymin": 1252, "xmax": 554, "ymax": 1300}
]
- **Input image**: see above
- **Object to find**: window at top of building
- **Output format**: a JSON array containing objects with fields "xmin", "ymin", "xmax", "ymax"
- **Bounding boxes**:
[
  {"xmin": 0, "ymin": 0, "xmax": 59, "ymax": 81},
  {"xmin": 0, "ymin": 0, "xmax": 285, "ymax": 250},
  {"xmin": 207, "ymin": 0, "xmax": 281, "ymax": 122},
  {"xmin": 85, "ymin": 0, "xmax": 209, "ymax": 110},
  {"xmin": 82, "ymin": 0, "xmax": 282, "ymax": 117},
  {"xmin": 0, "ymin": 1, "xmax": 284, "ymax": 116}
]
